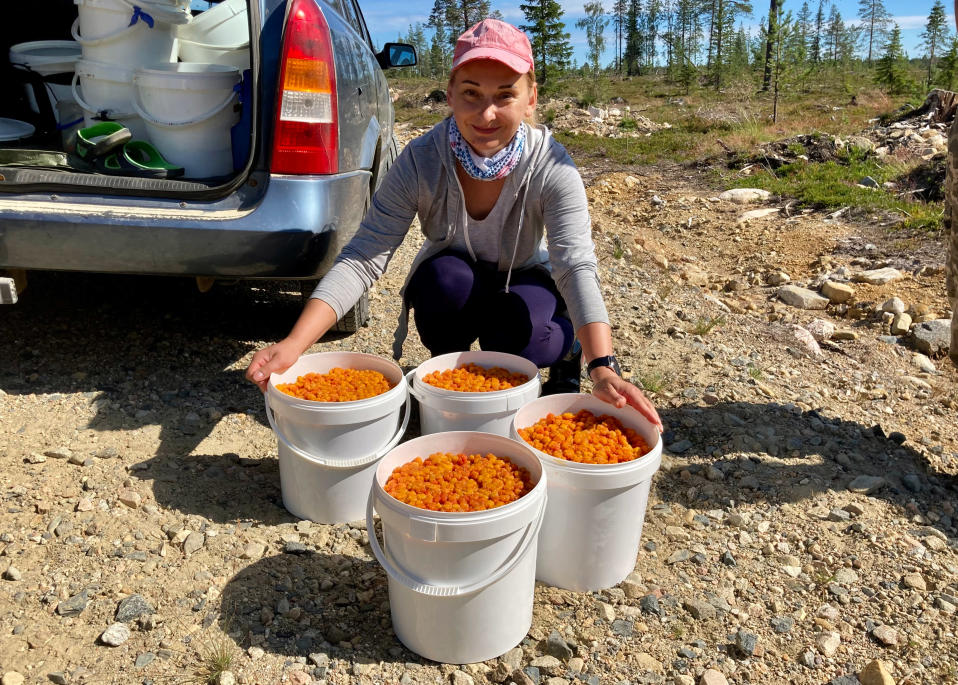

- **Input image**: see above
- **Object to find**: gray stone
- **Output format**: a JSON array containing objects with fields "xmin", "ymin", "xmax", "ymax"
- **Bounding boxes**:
[
  {"xmin": 827, "ymin": 508, "xmax": 851, "ymax": 522},
  {"xmin": 911, "ymin": 319, "xmax": 951, "ymax": 356},
  {"xmin": 134, "ymin": 653, "xmax": 155, "ymax": 668},
  {"xmin": 100, "ymin": 623, "xmax": 131, "ymax": 646},
  {"xmin": 718, "ymin": 188, "xmax": 771, "ymax": 204},
  {"xmin": 3, "ymin": 566, "xmax": 22, "ymax": 581},
  {"xmin": 56, "ymin": 591, "xmax": 89, "ymax": 617},
  {"xmin": 770, "ymin": 616, "xmax": 794, "ymax": 633},
  {"xmin": 214, "ymin": 672, "xmax": 236, "ymax": 685},
  {"xmin": 183, "ymin": 531, "xmax": 205, "ymax": 556},
  {"xmin": 683, "ymin": 599, "xmax": 716, "ymax": 620},
  {"xmin": 833, "ymin": 568, "xmax": 858, "ymax": 584},
  {"xmin": 116, "ymin": 594, "xmax": 154, "ymax": 622},
  {"xmin": 881, "ymin": 297, "xmax": 906, "ymax": 314},
  {"xmin": 611, "ymin": 619, "xmax": 633, "ymax": 637},
  {"xmin": 47, "ymin": 673, "xmax": 67, "ymax": 685},
  {"xmin": 777, "ymin": 285, "xmax": 829, "ymax": 310},
  {"xmin": 640, "ymin": 594, "xmax": 661, "ymax": 615},
  {"xmin": 902, "ymin": 474, "xmax": 922, "ymax": 492},
  {"xmin": 821, "ymin": 280, "xmax": 855, "ymax": 304},
  {"xmin": 668, "ymin": 549, "xmax": 691, "ymax": 564},
  {"xmin": 816, "ymin": 631, "xmax": 841, "ymax": 656},
  {"xmin": 732, "ymin": 630, "xmax": 758, "ymax": 657},
  {"xmin": 901, "ymin": 573, "xmax": 926, "ymax": 590},
  {"xmin": 853, "ymin": 267, "xmax": 903, "ymax": 285},
  {"xmin": 541, "ymin": 631, "xmax": 573, "ymax": 660},
  {"xmin": 667, "ymin": 439, "xmax": 693, "ymax": 454},
  {"xmin": 848, "ymin": 475, "xmax": 886, "ymax": 494},
  {"xmin": 44, "ymin": 448, "xmax": 72, "ymax": 460},
  {"xmin": 871, "ymin": 624, "xmax": 898, "ymax": 646}
]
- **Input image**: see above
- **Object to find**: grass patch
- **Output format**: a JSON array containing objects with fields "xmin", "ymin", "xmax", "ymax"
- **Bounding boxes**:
[
  {"xmin": 689, "ymin": 315, "xmax": 726, "ymax": 336},
  {"xmin": 194, "ymin": 630, "xmax": 236, "ymax": 685},
  {"xmin": 555, "ymin": 127, "xmax": 703, "ymax": 165},
  {"xmin": 636, "ymin": 369, "xmax": 671, "ymax": 393},
  {"xmin": 729, "ymin": 151, "xmax": 943, "ymax": 232}
]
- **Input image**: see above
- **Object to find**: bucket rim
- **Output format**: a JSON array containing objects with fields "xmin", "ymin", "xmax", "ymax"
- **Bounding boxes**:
[
  {"xmin": 267, "ymin": 351, "xmax": 407, "ymax": 412},
  {"xmin": 76, "ymin": 57, "xmax": 135, "ymax": 81},
  {"xmin": 411, "ymin": 350, "xmax": 541, "ymax": 403},
  {"xmin": 512, "ymin": 392, "xmax": 664, "ymax": 473},
  {"xmin": 372, "ymin": 430, "xmax": 546, "ymax": 523},
  {"xmin": 9, "ymin": 40, "xmax": 82, "ymax": 60}
]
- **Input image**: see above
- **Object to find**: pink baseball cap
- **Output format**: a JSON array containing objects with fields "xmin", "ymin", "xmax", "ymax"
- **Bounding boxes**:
[{"xmin": 452, "ymin": 19, "xmax": 535, "ymax": 74}]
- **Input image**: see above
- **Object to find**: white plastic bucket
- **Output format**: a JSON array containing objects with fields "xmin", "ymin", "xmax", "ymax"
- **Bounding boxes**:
[
  {"xmin": 367, "ymin": 431, "xmax": 547, "ymax": 664},
  {"xmin": 408, "ymin": 351, "xmax": 541, "ymax": 437},
  {"xmin": 512, "ymin": 393, "xmax": 663, "ymax": 592},
  {"xmin": 73, "ymin": 0, "xmax": 186, "ymax": 68},
  {"xmin": 265, "ymin": 351, "xmax": 410, "ymax": 524},
  {"xmin": 71, "ymin": 64, "xmax": 147, "ymax": 141},
  {"xmin": 9, "ymin": 41, "xmax": 81, "ymax": 123},
  {"xmin": 133, "ymin": 63, "xmax": 240, "ymax": 178},
  {"xmin": 177, "ymin": 0, "xmax": 250, "ymax": 69}
]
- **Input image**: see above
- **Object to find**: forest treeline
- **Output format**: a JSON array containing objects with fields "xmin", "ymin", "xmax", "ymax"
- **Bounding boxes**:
[{"xmin": 392, "ymin": 0, "xmax": 957, "ymax": 98}]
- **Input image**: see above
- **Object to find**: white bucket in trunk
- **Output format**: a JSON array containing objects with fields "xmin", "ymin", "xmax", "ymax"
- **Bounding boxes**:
[
  {"xmin": 133, "ymin": 63, "xmax": 240, "ymax": 178},
  {"xmin": 512, "ymin": 393, "xmax": 663, "ymax": 591},
  {"xmin": 266, "ymin": 352, "xmax": 409, "ymax": 523},
  {"xmin": 71, "ymin": 59, "xmax": 147, "ymax": 140},
  {"xmin": 73, "ymin": 0, "xmax": 186, "ymax": 68},
  {"xmin": 9, "ymin": 41, "xmax": 81, "ymax": 123},
  {"xmin": 177, "ymin": 0, "xmax": 250, "ymax": 69},
  {"xmin": 367, "ymin": 431, "xmax": 547, "ymax": 664},
  {"xmin": 408, "ymin": 351, "xmax": 540, "ymax": 436}
]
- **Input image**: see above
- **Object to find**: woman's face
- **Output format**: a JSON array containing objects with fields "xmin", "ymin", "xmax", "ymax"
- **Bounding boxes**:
[{"xmin": 447, "ymin": 60, "xmax": 537, "ymax": 157}]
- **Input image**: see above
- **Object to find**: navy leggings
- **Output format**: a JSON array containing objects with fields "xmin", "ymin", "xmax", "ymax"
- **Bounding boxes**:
[{"xmin": 406, "ymin": 252, "xmax": 574, "ymax": 368}]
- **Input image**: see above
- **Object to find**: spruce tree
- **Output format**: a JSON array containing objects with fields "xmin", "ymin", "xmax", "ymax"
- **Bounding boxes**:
[
  {"xmin": 761, "ymin": 0, "xmax": 780, "ymax": 91},
  {"xmin": 428, "ymin": 0, "xmax": 451, "ymax": 78},
  {"xmin": 936, "ymin": 37, "xmax": 958, "ymax": 89},
  {"xmin": 921, "ymin": 0, "xmax": 951, "ymax": 85},
  {"xmin": 875, "ymin": 23, "xmax": 908, "ymax": 92},
  {"xmin": 444, "ymin": 0, "xmax": 492, "ymax": 41},
  {"xmin": 519, "ymin": 0, "xmax": 573, "ymax": 84},
  {"xmin": 858, "ymin": 0, "xmax": 890, "ymax": 63},
  {"xmin": 811, "ymin": 0, "xmax": 824, "ymax": 63},
  {"xmin": 624, "ymin": 0, "xmax": 643, "ymax": 75},
  {"xmin": 612, "ymin": 0, "xmax": 628, "ymax": 74}
]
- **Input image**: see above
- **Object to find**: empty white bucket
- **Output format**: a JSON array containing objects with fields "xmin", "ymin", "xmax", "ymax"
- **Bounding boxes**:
[
  {"xmin": 72, "ymin": 59, "xmax": 148, "ymax": 140},
  {"xmin": 512, "ymin": 393, "xmax": 663, "ymax": 592},
  {"xmin": 9, "ymin": 41, "xmax": 81, "ymax": 123},
  {"xmin": 133, "ymin": 63, "xmax": 240, "ymax": 178},
  {"xmin": 367, "ymin": 431, "xmax": 547, "ymax": 664},
  {"xmin": 408, "ymin": 351, "xmax": 540, "ymax": 437},
  {"xmin": 73, "ymin": 0, "xmax": 186, "ymax": 68},
  {"xmin": 266, "ymin": 351, "xmax": 410, "ymax": 524},
  {"xmin": 177, "ymin": 0, "xmax": 250, "ymax": 69}
]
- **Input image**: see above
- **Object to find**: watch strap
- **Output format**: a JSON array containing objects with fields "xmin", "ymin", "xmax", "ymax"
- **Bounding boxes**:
[{"xmin": 586, "ymin": 355, "xmax": 620, "ymax": 377}]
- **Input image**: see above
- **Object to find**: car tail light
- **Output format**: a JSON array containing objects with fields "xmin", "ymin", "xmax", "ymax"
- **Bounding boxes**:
[{"xmin": 271, "ymin": 0, "xmax": 338, "ymax": 174}]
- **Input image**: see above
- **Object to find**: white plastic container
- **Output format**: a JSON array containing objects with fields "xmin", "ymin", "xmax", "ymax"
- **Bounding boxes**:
[
  {"xmin": 367, "ymin": 431, "xmax": 547, "ymax": 664},
  {"xmin": 266, "ymin": 351, "xmax": 410, "ymax": 524},
  {"xmin": 9, "ymin": 41, "xmax": 82, "ymax": 123},
  {"xmin": 71, "ymin": 59, "xmax": 148, "ymax": 140},
  {"xmin": 512, "ymin": 393, "xmax": 663, "ymax": 592},
  {"xmin": 73, "ymin": 0, "xmax": 186, "ymax": 68},
  {"xmin": 408, "ymin": 351, "xmax": 541, "ymax": 437},
  {"xmin": 177, "ymin": 0, "xmax": 250, "ymax": 69},
  {"xmin": 133, "ymin": 63, "xmax": 240, "ymax": 178}
]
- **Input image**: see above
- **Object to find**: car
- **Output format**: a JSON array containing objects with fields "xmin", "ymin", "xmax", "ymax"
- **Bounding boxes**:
[{"xmin": 0, "ymin": 0, "xmax": 415, "ymax": 332}]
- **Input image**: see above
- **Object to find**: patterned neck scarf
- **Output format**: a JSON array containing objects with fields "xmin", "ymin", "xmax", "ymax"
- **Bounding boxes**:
[{"xmin": 448, "ymin": 117, "xmax": 525, "ymax": 181}]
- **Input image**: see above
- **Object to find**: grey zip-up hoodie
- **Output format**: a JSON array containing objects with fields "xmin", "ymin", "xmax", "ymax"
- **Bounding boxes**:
[{"xmin": 312, "ymin": 118, "xmax": 609, "ymax": 360}]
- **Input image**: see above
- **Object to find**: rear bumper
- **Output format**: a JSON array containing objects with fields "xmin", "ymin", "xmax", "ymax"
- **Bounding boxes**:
[{"xmin": 0, "ymin": 170, "xmax": 371, "ymax": 279}]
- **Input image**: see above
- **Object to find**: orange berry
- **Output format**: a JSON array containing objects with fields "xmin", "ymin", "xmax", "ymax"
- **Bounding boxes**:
[
  {"xmin": 518, "ymin": 410, "xmax": 650, "ymax": 464},
  {"xmin": 422, "ymin": 364, "xmax": 529, "ymax": 392},
  {"xmin": 277, "ymin": 367, "xmax": 393, "ymax": 402}
]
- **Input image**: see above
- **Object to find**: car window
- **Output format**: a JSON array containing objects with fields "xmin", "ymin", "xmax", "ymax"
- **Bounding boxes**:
[{"xmin": 339, "ymin": 0, "xmax": 368, "ymax": 43}]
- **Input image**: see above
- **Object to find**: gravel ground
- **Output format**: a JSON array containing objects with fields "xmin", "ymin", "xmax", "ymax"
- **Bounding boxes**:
[{"xmin": 1, "ymin": 137, "xmax": 957, "ymax": 685}]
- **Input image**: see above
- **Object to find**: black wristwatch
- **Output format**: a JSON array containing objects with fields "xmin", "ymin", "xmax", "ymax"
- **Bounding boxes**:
[{"xmin": 586, "ymin": 355, "xmax": 621, "ymax": 379}]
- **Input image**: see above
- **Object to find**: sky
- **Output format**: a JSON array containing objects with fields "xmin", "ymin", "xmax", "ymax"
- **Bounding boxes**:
[{"xmin": 355, "ymin": 0, "xmax": 955, "ymax": 66}]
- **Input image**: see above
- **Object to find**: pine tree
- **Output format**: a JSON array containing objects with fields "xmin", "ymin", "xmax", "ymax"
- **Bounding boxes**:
[
  {"xmin": 612, "ymin": 0, "xmax": 628, "ymax": 73},
  {"xmin": 444, "ymin": 0, "xmax": 492, "ymax": 41},
  {"xmin": 858, "ymin": 0, "xmax": 890, "ymax": 63},
  {"xmin": 760, "ymin": 0, "xmax": 780, "ymax": 91},
  {"xmin": 875, "ymin": 23, "xmax": 908, "ymax": 92},
  {"xmin": 811, "ymin": 0, "xmax": 824, "ymax": 63},
  {"xmin": 645, "ymin": 0, "xmax": 662, "ymax": 68},
  {"xmin": 936, "ymin": 36, "xmax": 958, "ymax": 89},
  {"xmin": 706, "ymin": 0, "xmax": 753, "ymax": 87},
  {"xmin": 921, "ymin": 0, "xmax": 951, "ymax": 86},
  {"xmin": 624, "ymin": 0, "xmax": 643, "ymax": 75},
  {"xmin": 520, "ymin": 0, "xmax": 573, "ymax": 84},
  {"xmin": 428, "ymin": 0, "xmax": 451, "ymax": 78}
]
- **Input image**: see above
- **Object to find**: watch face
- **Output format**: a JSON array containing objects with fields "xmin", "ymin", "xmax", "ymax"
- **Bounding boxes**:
[{"xmin": 610, "ymin": 356, "xmax": 622, "ymax": 376}]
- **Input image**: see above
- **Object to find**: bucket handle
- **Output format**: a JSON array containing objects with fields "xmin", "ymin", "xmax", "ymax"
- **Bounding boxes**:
[
  {"xmin": 71, "ymin": 72, "xmax": 136, "ymax": 120},
  {"xmin": 71, "ymin": 16, "xmax": 141, "ymax": 46},
  {"xmin": 264, "ymin": 385, "xmax": 411, "ymax": 469},
  {"xmin": 131, "ymin": 85, "xmax": 237, "ymax": 129},
  {"xmin": 365, "ymin": 489, "xmax": 545, "ymax": 598}
]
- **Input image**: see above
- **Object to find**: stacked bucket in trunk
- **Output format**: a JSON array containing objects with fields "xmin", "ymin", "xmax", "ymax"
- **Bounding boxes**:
[{"xmin": 71, "ymin": 0, "xmax": 248, "ymax": 178}]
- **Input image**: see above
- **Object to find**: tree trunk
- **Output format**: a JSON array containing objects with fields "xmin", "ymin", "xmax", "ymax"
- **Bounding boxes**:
[{"xmin": 761, "ymin": 0, "xmax": 779, "ymax": 91}]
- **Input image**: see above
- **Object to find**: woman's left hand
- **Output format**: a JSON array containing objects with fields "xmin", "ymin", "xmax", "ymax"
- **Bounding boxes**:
[{"xmin": 590, "ymin": 369, "xmax": 663, "ymax": 432}]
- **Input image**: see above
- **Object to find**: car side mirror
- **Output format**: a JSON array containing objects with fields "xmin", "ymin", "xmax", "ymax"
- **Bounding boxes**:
[{"xmin": 376, "ymin": 43, "xmax": 417, "ymax": 70}]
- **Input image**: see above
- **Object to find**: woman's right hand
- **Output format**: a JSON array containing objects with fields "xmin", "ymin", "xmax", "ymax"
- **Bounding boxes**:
[{"xmin": 245, "ymin": 339, "xmax": 305, "ymax": 392}]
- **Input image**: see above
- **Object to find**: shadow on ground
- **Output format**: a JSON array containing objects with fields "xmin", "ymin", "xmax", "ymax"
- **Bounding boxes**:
[{"xmin": 655, "ymin": 402, "xmax": 958, "ymax": 538}]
